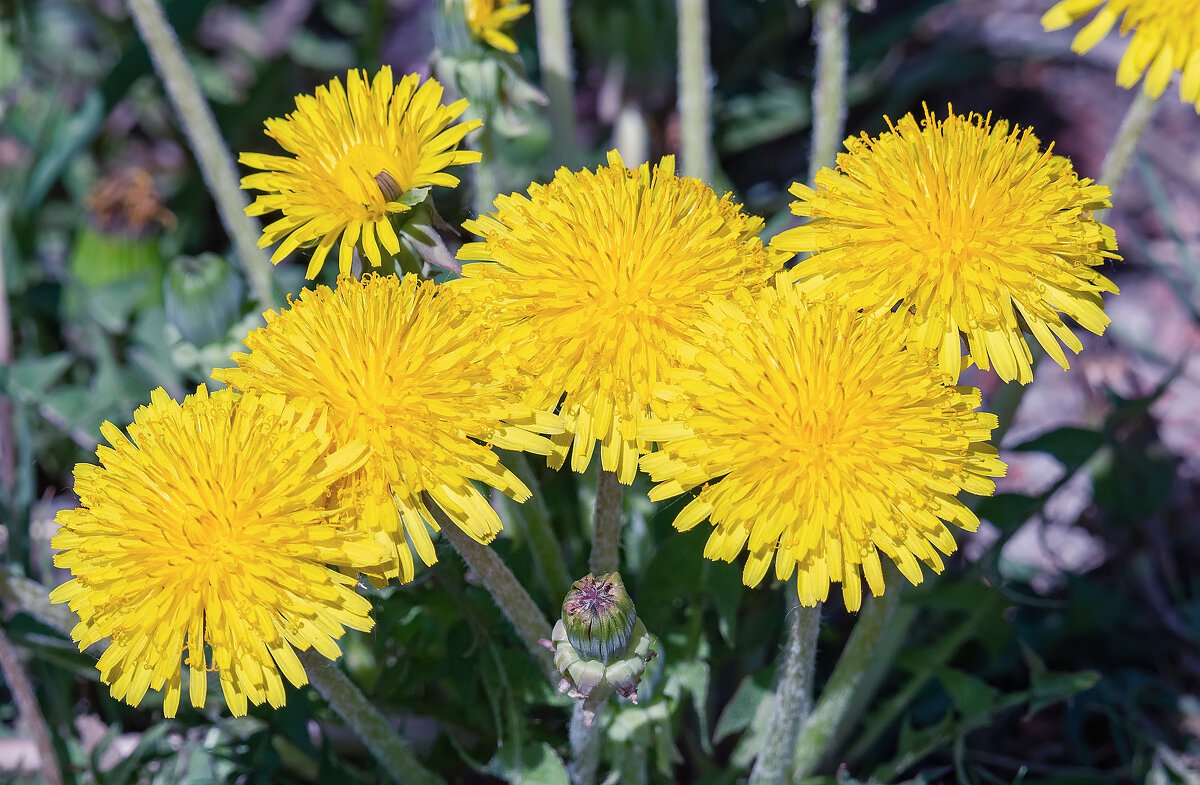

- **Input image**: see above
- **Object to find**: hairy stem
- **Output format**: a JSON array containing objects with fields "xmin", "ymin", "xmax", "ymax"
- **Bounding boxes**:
[
  {"xmin": 297, "ymin": 649, "xmax": 445, "ymax": 785},
  {"xmin": 124, "ymin": 0, "xmax": 275, "ymax": 307},
  {"xmin": 568, "ymin": 698, "xmax": 605, "ymax": 785},
  {"xmin": 0, "ymin": 627, "xmax": 63, "ymax": 785},
  {"xmin": 676, "ymin": 0, "xmax": 713, "ymax": 181},
  {"xmin": 535, "ymin": 0, "xmax": 580, "ymax": 167},
  {"xmin": 807, "ymin": 0, "xmax": 849, "ymax": 182},
  {"xmin": 792, "ymin": 587, "xmax": 901, "ymax": 778},
  {"xmin": 1098, "ymin": 88, "xmax": 1159, "ymax": 197},
  {"xmin": 589, "ymin": 470, "xmax": 623, "ymax": 575},
  {"xmin": 430, "ymin": 499, "xmax": 556, "ymax": 675},
  {"xmin": 748, "ymin": 595, "xmax": 821, "ymax": 785}
]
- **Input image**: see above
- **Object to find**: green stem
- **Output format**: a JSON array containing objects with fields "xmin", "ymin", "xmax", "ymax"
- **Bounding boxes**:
[
  {"xmin": 1097, "ymin": 88, "xmax": 1159, "ymax": 196},
  {"xmin": 0, "ymin": 201, "xmax": 14, "ymax": 501},
  {"xmin": 589, "ymin": 470, "xmax": 623, "ymax": 575},
  {"xmin": 124, "ymin": 0, "xmax": 275, "ymax": 308},
  {"xmin": 792, "ymin": 587, "xmax": 901, "ymax": 778},
  {"xmin": 509, "ymin": 454, "xmax": 572, "ymax": 600},
  {"xmin": 676, "ymin": 0, "xmax": 713, "ymax": 181},
  {"xmin": 748, "ymin": 594, "xmax": 821, "ymax": 785},
  {"xmin": 568, "ymin": 697, "xmax": 606, "ymax": 785},
  {"xmin": 535, "ymin": 0, "xmax": 580, "ymax": 167},
  {"xmin": 296, "ymin": 649, "xmax": 445, "ymax": 785},
  {"xmin": 429, "ymin": 499, "xmax": 556, "ymax": 676},
  {"xmin": 807, "ymin": 0, "xmax": 849, "ymax": 183}
]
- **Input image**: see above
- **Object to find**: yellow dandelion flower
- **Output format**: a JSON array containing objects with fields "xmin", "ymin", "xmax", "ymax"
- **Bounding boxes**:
[
  {"xmin": 467, "ymin": 0, "xmax": 531, "ymax": 53},
  {"xmin": 240, "ymin": 67, "xmax": 482, "ymax": 279},
  {"xmin": 640, "ymin": 281, "xmax": 1007, "ymax": 612},
  {"xmin": 49, "ymin": 386, "xmax": 380, "ymax": 718},
  {"xmin": 213, "ymin": 274, "xmax": 561, "ymax": 584},
  {"xmin": 452, "ymin": 150, "xmax": 782, "ymax": 484},
  {"xmin": 771, "ymin": 108, "xmax": 1120, "ymax": 385},
  {"xmin": 1042, "ymin": 0, "xmax": 1200, "ymax": 110}
]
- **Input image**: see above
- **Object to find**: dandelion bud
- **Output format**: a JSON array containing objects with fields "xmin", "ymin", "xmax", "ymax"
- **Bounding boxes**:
[{"xmin": 164, "ymin": 254, "xmax": 245, "ymax": 346}]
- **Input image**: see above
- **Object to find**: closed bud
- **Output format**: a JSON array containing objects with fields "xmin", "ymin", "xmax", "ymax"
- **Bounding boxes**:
[
  {"xmin": 562, "ymin": 572, "xmax": 636, "ymax": 664},
  {"xmin": 164, "ymin": 254, "xmax": 246, "ymax": 345}
]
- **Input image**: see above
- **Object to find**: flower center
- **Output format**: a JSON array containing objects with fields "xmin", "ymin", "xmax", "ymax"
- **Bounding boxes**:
[
  {"xmin": 331, "ymin": 144, "xmax": 407, "ymax": 213},
  {"xmin": 179, "ymin": 510, "xmax": 241, "ymax": 567}
]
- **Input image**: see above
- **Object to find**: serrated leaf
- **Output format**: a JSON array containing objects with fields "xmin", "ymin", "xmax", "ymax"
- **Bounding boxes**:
[
  {"xmin": 935, "ymin": 667, "xmax": 1000, "ymax": 719},
  {"xmin": 713, "ymin": 668, "xmax": 774, "ymax": 745},
  {"xmin": 0, "ymin": 353, "xmax": 73, "ymax": 398},
  {"xmin": 486, "ymin": 742, "xmax": 570, "ymax": 785}
]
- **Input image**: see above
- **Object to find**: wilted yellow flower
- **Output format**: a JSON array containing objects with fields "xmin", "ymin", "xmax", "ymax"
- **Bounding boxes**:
[
  {"xmin": 772, "ymin": 108, "xmax": 1119, "ymax": 385},
  {"xmin": 214, "ymin": 274, "xmax": 561, "ymax": 584},
  {"xmin": 49, "ymin": 386, "xmax": 380, "ymax": 717},
  {"xmin": 453, "ymin": 150, "xmax": 782, "ymax": 484},
  {"xmin": 241, "ymin": 67, "xmax": 481, "ymax": 278},
  {"xmin": 467, "ymin": 0, "xmax": 531, "ymax": 53},
  {"xmin": 1042, "ymin": 0, "xmax": 1200, "ymax": 110},
  {"xmin": 641, "ymin": 281, "xmax": 1006, "ymax": 612}
]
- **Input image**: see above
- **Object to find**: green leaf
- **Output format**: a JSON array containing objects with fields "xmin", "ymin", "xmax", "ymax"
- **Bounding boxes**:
[
  {"xmin": 1013, "ymin": 427, "xmax": 1104, "ymax": 475},
  {"xmin": 713, "ymin": 668, "xmax": 774, "ymax": 745},
  {"xmin": 973, "ymin": 493, "xmax": 1042, "ymax": 535},
  {"xmin": 1021, "ymin": 645, "xmax": 1099, "ymax": 719},
  {"xmin": 0, "ymin": 353, "xmax": 73, "ymax": 399},
  {"xmin": 935, "ymin": 667, "xmax": 1000, "ymax": 719},
  {"xmin": 486, "ymin": 742, "xmax": 570, "ymax": 785},
  {"xmin": 23, "ymin": 89, "xmax": 105, "ymax": 212}
]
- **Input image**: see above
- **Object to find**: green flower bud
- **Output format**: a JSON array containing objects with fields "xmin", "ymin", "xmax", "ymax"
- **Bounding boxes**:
[
  {"xmin": 562, "ymin": 572, "xmax": 636, "ymax": 664},
  {"xmin": 164, "ymin": 254, "xmax": 245, "ymax": 346}
]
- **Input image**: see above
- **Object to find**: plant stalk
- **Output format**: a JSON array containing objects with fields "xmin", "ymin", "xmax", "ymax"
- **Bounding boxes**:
[
  {"xmin": 807, "ymin": 0, "xmax": 849, "ymax": 182},
  {"xmin": 748, "ymin": 594, "xmax": 821, "ymax": 785},
  {"xmin": 1097, "ymin": 88, "xmax": 1159, "ymax": 196},
  {"xmin": 0, "ymin": 626, "xmax": 64, "ymax": 785},
  {"xmin": 589, "ymin": 470, "xmax": 623, "ymax": 575},
  {"xmin": 296, "ymin": 649, "xmax": 445, "ymax": 785},
  {"xmin": 124, "ymin": 0, "xmax": 275, "ymax": 308},
  {"xmin": 676, "ymin": 0, "xmax": 713, "ymax": 181},
  {"xmin": 792, "ymin": 587, "xmax": 901, "ymax": 778},
  {"xmin": 568, "ymin": 699, "xmax": 605, "ymax": 785},
  {"xmin": 535, "ymin": 0, "xmax": 580, "ymax": 167},
  {"xmin": 429, "ymin": 498, "xmax": 556, "ymax": 675}
]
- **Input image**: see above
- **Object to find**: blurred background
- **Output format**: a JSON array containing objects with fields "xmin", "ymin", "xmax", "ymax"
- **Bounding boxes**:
[{"xmin": 1, "ymin": 0, "xmax": 1199, "ymax": 782}]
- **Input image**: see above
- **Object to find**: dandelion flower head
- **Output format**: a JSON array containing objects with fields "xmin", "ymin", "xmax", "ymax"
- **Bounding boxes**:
[
  {"xmin": 772, "ymin": 107, "xmax": 1119, "ymax": 385},
  {"xmin": 641, "ymin": 281, "xmax": 1006, "ymax": 611},
  {"xmin": 241, "ymin": 67, "xmax": 482, "ymax": 278},
  {"xmin": 214, "ymin": 274, "xmax": 561, "ymax": 584},
  {"xmin": 49, "ymin": 386, "xmax": 380, "ymax": 717},
  {"xmin": 453, "ymin": 150, "xmax": 782, "ymax": 484},
  {"xmin": 467, "ymin": 0, "xmax": 531, "ymax": 53},
  {"xmin": 1042, "ymin": 0, "xmax": 1200, "ymax": 111}
]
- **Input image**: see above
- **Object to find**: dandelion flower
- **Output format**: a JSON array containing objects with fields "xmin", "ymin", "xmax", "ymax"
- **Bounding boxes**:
[
  {"xmin": 467, "ymin": 0, "xmax": 531, "ymax": 53},
  {"xmin": 240, "ymin": 67, "xmax": 482, "ymax": 278},
  {"xmin": 772, "ymin": 108, "xmax": 1119, "ymax": 385},
  {"xmin": 214, "ymin": 274, "xmax": 561, "ymax": 584},
  {"xmin": 49, "ymin": 386, "xmax": 380, "ymax": 717},
  {"xmin": 453, "ymin": 150, "xmax": 782, "ymax": 484},
  {"xmin": 641, "ymin": 281, "xmax": 1006, "ymax": 611},
  {"xmin": 1042, "ymin": 0, "xmax": 1200, "ymax": 110}
]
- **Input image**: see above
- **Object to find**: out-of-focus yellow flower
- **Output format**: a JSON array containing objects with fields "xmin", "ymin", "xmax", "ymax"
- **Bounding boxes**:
[
  {"xmin": 453, "ymin": 150, "xmax": 782, "ymax": 484},
  {"xmin": 50, "ymin": 386, "xmax": 380, "ymax": 717},
  {"xmin": 772, "ymin": 107, "xmax": 1119, "ymax": 384},
  {"xmin": 241, "ymin": 67, "xmax": 481, "ymax": 278},
  {"xmin": 467, "ymin": 0, "xmax": 531, "ymax": 53},
  {"xmin": 641, "ymin": 281, "xmax": 1006, "ymax": 612},
  {"xmin": 1042, "ymin": 0, "xmax": 1200, "ymax": 111},
  {"xmin": 214, "ymin": 274, "xmax": 561, "ymax": 584}
]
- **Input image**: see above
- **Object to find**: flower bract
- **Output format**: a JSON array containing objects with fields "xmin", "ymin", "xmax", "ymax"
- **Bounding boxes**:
[
  {"xmin": 240, "ymin": 67, "xmax": 481, "ymax": 278},
  {"xmin": 1042, "ymin": 0, "xmax": 1200, "ymax": 110},
  {"xmin": 771, "ymin": 108, "xmax": 1119, "ymax": 384},
  {"xmin": 49, "ymin": 386, "xmax": 380, "ymax": 717},
  {"xmin": 214, "ymin": 274, "xmax": 561, "ymax": 584},
  {"xmin": 640, "ymin": 281, "xmax": 1006, "ymax": 612},
  {"xmin": 452, "ymin": 150, "xmax": 782, "ymax": 484},
  {"xmin": 467, "ymin": 0, "xmax": 531, "ymax": 53}
]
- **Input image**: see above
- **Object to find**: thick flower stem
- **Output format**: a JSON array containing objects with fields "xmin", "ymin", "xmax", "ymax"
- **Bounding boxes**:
[
  {"xmin": 1098, "ymin": 88, "xmax": 1159, "ymax": 196},
  {"xmin": 124, "ymin": 0, "xmax": 275, "ymax": 308},
  {"xmin": 807, "ymin": 0, "xmax": 849, "ymax": 182},
  {"xmin": 590, "ymin": 470, "xmax": 623, "ymax": 575},
  {"xmin": 0, "ymin": 627, "xmax": 63, "ymax": 785},
  {"xmin": 676, "ymin": 0, "xmax": 714, "ymax": 182},
  {"xmin": 748, "ymin": 594, "xmax": 821, "ymax": 785},
  {"xmin": 535, "ymin": 0, "xmax": 580, "ymax": 167},
  {"xmin": 297, "ymin": 649, "xmax": 445, "ymax": 785},
  {"xmin": 568, "ymin": 698, "xmax": 605, "ymax": 785},
  {"xmin": 430, "ymin": 500, "xmax": 556, "ymax": 676},
  {"xmin": 792, "ymin": 587, "xmax": 901, "ymax": 778}
]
